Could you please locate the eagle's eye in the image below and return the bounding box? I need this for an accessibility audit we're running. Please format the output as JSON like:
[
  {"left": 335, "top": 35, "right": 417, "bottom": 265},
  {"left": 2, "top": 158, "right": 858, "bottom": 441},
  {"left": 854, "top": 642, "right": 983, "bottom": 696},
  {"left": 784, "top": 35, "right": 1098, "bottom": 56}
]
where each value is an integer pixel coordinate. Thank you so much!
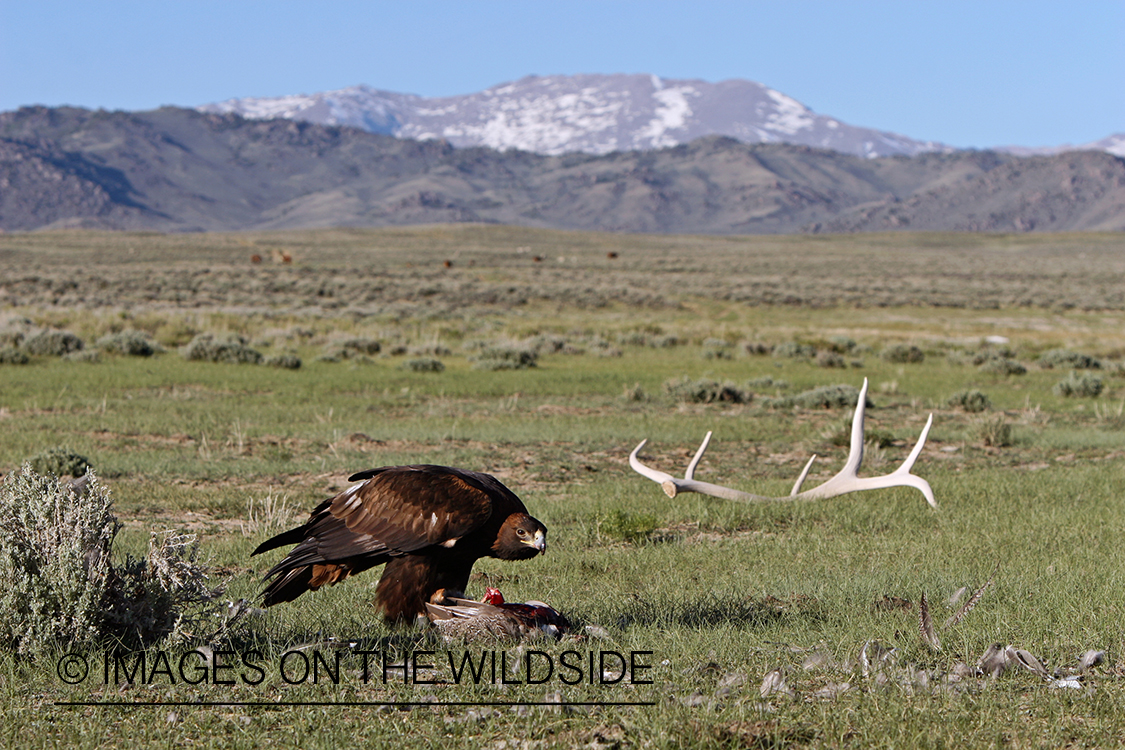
[{"left": 516, "top": 528, "right": 527, "bottom": 537}]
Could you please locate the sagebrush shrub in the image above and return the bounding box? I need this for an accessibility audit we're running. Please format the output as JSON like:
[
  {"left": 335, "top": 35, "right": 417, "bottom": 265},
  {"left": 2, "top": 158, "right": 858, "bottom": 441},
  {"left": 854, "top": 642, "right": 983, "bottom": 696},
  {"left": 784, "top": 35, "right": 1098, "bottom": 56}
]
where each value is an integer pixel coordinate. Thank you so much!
[
  {"left": 970, "top": 346, "right": 1014, "bottom": 366},
  {"left": 663, "top": 376, "right": 751, "bottom": 404},
  {"left": 621, "top": 383, "right": 648, "bottom": 402},
  {"left": 21, "top": 330, "right": 85, "bottom": 356},
  {"left": 0, "top": 330, "right": 25, "bottom": 347},
  {"left": 948, "top": 389, "right": 991, "bottom": 412},
  {"left": 264, "top": 353, "right": 302, "bottom": 369},
  {"left": 321, "top": 337, "right": 384, "bottom": 360},
  {"left": 408, "top": 343, "right": 452, "bottom": 357},
  {"left": 1038, "top": 349, "right": 1100, "bottom": 370},
  {"left": 590, "top": 344, "right": 623, "bottom": 358},
  {"left": 979, "top": 358, "right": 1027, "bottom": 375},
  {"left": 651, "top": 334, "right": 682, "bottom": 348},
  {"left": 96, "top": 329, "right": 162, "bottom": 357},
  {"left": 826, "top": 336, "right": 858, "bottom": 353},
  {"left": 338, "top": 337, "right": 382, "bottom": 356},
  {"left": 0, "top": 347, "right": 30, "bottom": 365},
  {"left": 702, "top": 346, "right": 732, "bottom": 360},
  {"left": 976, "top": 415, "right": 1013, "bottom": 447},
  {"left": 747, "top": 376, "right": 788, "bottom": 390},
  {"left": 182, "top": 333, "right": 263, "bottom": 364},
  {"left": 824, "top": 419, "right": 895, "bottom": 448},
  {"left": 789, "top": 384, "right": 870, "bottom": 409},
  {"left": 772, "top": 341, "right": 816, "bottom": 359},
  {"left": 0, "top": 467, "right": 117, "bottom": 654},
  {"left": 816, "top": 351, "right": 847, "bottom": 368},
  {"left": 102, "top": 530, "right": 216, "bottom": 648},
  {"left": 28, "top": 448, "right": 91, "bottom": 478},
  {"left": 525, "top": 334, "right": 570, "bottom": 354},
  {"left": 882, "top": 344, "right": 925, "bottom": 363},
  {"left": 743, "top": 341, "right": 771, "bottom": 356},
  {"left": 403, "top": 357, "right": 445, "bottom": 372},
  {"left": 1054, "top": 372, "right": 1104, "bottom": 398},
  {"left": 0, "top": 466, "right": 217, "bottom": 654},
  {"left": 471, "top": 344, "right": 538, "bottom": 371},
  {"left": 614, "top": 331, "right": 649, "bottom": 347},
  {"left": 64, "top": 350, "right": 100, "bottom": 363}
]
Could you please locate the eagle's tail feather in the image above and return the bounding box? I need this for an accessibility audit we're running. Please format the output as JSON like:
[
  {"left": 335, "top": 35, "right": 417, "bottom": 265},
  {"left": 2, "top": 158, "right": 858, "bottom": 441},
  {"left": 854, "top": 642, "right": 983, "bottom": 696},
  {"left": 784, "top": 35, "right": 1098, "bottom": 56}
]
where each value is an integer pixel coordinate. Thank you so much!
[
  {"left": 260, "top": 561, "right": 362, "bottom": 607},
  {"left": 251, "top": 525, "right": 310, "bottom": 556},
  {"left": 261, "top": 566, "right": 315, "bottom": 606}
]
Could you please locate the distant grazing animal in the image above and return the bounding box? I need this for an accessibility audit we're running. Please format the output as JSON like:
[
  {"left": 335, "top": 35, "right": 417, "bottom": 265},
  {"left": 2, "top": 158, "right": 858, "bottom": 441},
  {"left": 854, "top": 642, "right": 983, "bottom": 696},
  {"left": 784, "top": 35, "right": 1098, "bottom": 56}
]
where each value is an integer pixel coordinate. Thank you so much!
[
  {"left": 426, "top": 587, "right": 570, "bottom": 641},
  {"left": 252, "top": 465, "right": 547, "bottom": 623},
  {"left": 250, "top": 254, "right": 263, "bottom": 264}
]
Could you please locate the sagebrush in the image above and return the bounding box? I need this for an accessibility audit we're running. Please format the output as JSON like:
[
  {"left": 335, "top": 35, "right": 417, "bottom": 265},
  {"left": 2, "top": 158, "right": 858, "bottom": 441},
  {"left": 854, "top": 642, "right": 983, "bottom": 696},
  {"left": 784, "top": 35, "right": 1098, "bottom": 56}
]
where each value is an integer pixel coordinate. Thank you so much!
[
  {"left": 0, "top": 466, "right": 218, "bottom": 653},
  {"left": 0, "top": 467, "right": 116, "bottom": 654}
]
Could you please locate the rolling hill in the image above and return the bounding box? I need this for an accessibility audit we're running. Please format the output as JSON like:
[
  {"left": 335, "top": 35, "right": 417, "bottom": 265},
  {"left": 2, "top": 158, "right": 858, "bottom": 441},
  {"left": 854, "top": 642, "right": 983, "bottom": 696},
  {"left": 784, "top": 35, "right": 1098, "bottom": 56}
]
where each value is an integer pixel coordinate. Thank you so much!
[{"left": 2, "top": 105, "right": 1123, "bottom": 234}]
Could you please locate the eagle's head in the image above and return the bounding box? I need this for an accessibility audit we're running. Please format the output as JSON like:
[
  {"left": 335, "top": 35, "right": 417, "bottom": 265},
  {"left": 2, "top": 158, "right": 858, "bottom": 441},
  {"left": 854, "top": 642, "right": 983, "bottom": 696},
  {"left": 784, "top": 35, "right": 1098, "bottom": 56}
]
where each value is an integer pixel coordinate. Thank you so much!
[{"left": 494, "top": 513, "right": 547, "bottom": 560}]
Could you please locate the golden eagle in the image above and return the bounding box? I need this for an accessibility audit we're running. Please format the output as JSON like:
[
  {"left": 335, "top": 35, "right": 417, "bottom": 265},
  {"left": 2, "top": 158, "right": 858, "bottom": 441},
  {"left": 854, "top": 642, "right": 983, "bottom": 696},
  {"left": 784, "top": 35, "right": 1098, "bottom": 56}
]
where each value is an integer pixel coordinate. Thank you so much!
[{"left": 252, "top": 465, "right": 547, "bottom": 622}]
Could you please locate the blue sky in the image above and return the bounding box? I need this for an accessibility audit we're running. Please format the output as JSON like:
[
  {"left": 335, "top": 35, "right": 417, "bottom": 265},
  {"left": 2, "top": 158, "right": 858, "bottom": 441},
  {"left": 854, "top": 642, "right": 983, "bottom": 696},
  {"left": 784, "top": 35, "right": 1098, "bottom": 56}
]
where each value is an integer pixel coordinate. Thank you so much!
[{"left": 2, "top": 1, "right": 1121, "bottom": 149}]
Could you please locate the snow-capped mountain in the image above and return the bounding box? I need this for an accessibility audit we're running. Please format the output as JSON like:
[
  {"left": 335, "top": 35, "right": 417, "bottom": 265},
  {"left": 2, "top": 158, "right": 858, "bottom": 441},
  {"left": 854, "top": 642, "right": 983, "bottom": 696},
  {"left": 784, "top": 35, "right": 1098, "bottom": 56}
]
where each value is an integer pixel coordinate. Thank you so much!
[
  {"left": 1087, "top": 133, "right": 1125, "bottom": 157},
  {"left": 996, "top": 133, "right": 1125, "bottom": 158},
  {"left": 6, "top": 105, "right": 1124, "bottom": 234},
  {"left": 199, "top": 74, "right": 954, "bottom": 159}
]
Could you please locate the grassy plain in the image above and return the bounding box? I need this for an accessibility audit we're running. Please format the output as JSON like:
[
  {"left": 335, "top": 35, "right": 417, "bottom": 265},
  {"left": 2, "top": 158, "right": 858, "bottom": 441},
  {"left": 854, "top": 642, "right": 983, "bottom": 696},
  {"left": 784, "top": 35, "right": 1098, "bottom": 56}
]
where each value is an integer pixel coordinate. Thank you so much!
[{"left": 2, "top": 226, "right": 1125, "bottom": 748}]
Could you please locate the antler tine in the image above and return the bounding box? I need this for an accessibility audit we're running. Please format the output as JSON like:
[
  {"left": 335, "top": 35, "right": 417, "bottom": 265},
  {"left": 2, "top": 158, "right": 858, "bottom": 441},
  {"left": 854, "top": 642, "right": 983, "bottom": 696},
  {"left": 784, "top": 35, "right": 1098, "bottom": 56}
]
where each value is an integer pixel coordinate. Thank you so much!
[
  {"left": 629, "top": 378, "right": 937, "bottom": 508},
  {"left": 684, "top": 431, "right": 712, "bottom": 480},
  {"left": 629, "top": 437, "right": 769, "bottom": 500},
  {"left": 628, "top": 439, "right": 676, "bottom": 494},
  {"left": 843, "top": 377, "right": 870, "bottom": 476},
  {"left": 797, "top": 379, "right": 935, "bottom": 506},
  {"left": 789, "top": 377, "right": 869, "bottom": 496},
  {"left": 790, "top": 455, "right": 817, "bottom": 496}
]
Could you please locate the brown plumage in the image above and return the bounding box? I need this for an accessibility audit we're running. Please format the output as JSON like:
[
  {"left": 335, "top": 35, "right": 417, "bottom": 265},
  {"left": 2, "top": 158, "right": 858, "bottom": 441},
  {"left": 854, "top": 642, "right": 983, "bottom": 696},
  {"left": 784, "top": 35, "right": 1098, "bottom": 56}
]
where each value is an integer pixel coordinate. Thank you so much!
[{"left": 251, "top": 465, "right": 547, "bottom": 623}]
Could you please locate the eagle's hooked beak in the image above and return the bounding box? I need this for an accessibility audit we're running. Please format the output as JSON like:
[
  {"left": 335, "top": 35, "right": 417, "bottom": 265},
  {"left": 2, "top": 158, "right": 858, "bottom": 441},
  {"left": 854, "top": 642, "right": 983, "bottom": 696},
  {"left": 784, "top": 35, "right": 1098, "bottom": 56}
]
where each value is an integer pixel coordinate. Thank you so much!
[{"left": 529, "top": 529, "right": 546, "bottom": 554}]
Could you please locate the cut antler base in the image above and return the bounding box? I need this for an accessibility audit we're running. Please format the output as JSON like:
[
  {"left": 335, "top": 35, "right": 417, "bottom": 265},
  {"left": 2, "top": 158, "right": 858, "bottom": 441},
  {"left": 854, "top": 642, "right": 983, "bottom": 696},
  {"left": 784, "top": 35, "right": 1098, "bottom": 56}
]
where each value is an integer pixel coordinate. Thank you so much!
[{"left": 629, "top": 378, "right": 936, "bottom": 508}]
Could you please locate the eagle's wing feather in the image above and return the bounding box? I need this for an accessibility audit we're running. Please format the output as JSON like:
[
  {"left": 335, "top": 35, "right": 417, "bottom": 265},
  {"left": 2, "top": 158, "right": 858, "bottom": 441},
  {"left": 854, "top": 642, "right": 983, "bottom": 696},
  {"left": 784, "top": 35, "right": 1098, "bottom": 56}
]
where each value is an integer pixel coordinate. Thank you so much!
[
  {"left": 257, "top": 466, "right": 497, "bottom": 577},
  {"left": 330, "top": 466, "right": 496, "bottom": 553}
]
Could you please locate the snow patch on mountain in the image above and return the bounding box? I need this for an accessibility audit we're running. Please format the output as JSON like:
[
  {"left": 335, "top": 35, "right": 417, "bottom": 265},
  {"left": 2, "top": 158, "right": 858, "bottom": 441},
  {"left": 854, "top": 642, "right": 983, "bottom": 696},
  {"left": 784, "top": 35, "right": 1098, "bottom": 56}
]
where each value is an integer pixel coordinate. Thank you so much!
[
  {"left": 764, "top": 89, "right": 815, "bottom": 135},
  {"left": 203, "top": 85, "right": 411, "bottom": 134},
  {"left": 1080, "top": 133, "right": 1125, "bottom": 158},
  {"left": 638, "top": 81, "right": 695, "bottom": 148},
  {"left": 196, "top": 74, "right": 1116, "bottom": 160}
]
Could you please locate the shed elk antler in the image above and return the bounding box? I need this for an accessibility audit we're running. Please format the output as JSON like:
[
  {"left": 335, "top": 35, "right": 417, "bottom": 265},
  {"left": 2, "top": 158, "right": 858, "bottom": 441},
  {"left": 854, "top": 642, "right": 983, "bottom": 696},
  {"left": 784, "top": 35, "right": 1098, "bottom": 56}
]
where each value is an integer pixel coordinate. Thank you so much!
[{"left": 629, "top": 379, "right": 936, "bottom": 508}]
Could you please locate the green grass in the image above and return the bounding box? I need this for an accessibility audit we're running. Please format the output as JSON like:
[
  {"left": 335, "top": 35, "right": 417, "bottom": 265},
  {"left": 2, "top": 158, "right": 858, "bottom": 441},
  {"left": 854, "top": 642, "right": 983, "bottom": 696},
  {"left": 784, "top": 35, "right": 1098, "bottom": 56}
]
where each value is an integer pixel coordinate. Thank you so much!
[{"left": 2, "top": 227, "right": 1125, "bottom": 747}]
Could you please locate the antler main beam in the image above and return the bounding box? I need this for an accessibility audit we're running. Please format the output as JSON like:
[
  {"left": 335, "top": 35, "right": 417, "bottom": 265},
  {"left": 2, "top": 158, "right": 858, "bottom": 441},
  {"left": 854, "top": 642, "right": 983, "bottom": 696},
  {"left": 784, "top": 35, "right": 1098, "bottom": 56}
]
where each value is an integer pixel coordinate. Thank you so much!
[{"left": 629, "top": 378, "right": 936, "bottom": 508}]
